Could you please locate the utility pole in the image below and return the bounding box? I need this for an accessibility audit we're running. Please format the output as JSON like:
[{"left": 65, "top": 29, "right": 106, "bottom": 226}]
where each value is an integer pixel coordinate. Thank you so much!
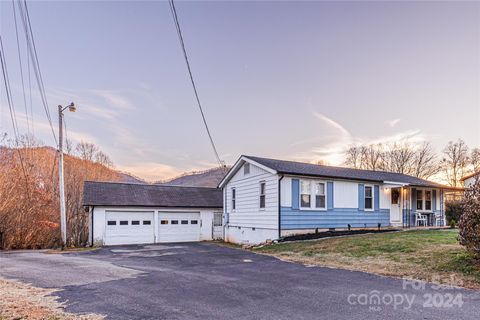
[{"left": 58, "top": 102, "right": 76, "bottom": 247}]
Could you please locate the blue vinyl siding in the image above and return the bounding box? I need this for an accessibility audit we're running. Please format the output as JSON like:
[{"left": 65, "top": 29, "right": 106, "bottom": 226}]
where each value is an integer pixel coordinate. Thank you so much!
[
  {"left": 327, "top": 181, "right": 334, "bottom": 210},
  {"left": 432, "top": 190, "right": 437, "bottom": 212},
  {"left": 281, "top": 207, "right": 390, "bottom": 229},
  {"left": 292, "top": 179, "right": 300, "bottom": 210},
  {"left": 358, "top": 184, "right": 365, "bottom": 211}
]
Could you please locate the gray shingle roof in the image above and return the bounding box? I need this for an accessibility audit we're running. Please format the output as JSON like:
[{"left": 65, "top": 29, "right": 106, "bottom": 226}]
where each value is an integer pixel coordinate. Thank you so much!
[
  {"left": 83, "top": 181, "right": 223, "bottom": 208},
  {"left": 245, "top": 155, "right": 446, "bottom": 188}
]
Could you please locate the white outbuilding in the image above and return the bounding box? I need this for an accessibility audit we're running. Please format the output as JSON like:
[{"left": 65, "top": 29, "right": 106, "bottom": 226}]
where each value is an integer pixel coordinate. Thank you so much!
[{"left": 83, "top": 181, "right": 223, "bottom": 246}]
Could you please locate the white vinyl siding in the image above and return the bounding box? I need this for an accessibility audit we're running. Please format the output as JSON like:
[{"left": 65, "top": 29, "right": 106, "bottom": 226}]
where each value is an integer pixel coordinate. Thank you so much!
[
  {"left": 225, "top": 163, "right": 278, "bottom": 229},
  {"left": 333, "top": 181, "right": 358, "bottom": 208},
  {"left": 280, "top": 177, "right": 292, "bottom": 207},
  {"left": 380, "top": 186, "right": 391, "bottom": 209}
]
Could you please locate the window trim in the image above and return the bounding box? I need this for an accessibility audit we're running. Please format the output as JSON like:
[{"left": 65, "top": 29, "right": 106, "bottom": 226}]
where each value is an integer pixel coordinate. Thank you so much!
[
  {"left": 299, "top": 180, "right": 312, "bottom": 209},
  {"left": 425, "top": 190, "right": 432, "bottom": 211},
  {"left": 314, "top": 181, "right": 327, "bottom": 210},
  {"left": 364, "top": 185, "right": 374, "bottom": 212},
  {"left": 299, "top": 179, "right": 328, "bottom": 211},
  {"left": 231, "top": 188, "right": 236, "bottom": 211},
  {"left": 259, "top": 181, "right": 266, "bottom": 210},
  {"left": 416, "top": 188, "right": 433, "bottom": 213}
]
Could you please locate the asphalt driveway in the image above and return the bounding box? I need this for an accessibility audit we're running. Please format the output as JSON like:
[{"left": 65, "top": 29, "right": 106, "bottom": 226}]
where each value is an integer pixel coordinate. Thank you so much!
[{"left": 1, "top": 242, "right": 479, "bottom": 319}]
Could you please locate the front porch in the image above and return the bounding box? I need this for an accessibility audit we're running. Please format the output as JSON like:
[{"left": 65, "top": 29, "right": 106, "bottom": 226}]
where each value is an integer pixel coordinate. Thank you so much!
[{"left": 384, "top": 185, "right": 447, "bottom": 228}]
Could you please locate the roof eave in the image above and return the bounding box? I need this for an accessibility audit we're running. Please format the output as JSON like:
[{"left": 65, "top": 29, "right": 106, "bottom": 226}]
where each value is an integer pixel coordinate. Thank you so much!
[{"left": 218, "top": 155, "right": 277, "bottom": 188}]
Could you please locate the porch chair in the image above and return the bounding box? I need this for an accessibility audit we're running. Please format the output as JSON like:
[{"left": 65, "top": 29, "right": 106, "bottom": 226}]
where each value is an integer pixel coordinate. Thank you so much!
[
  {"left": 434, "top": 212, "right": 445, "bottom": 227},
  {"left": 415, "top": 212, "right": 428, "bottom": 227}
]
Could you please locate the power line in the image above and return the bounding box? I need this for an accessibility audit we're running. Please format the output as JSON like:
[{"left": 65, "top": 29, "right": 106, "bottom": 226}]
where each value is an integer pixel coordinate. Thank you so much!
[
  {"left": 0, "top": 36, "right": 21, "bottom": 139},
  {"left": 168, "top": 0, "right": 224, "bottom": 167},
  {"left": 0, "top": 35, "right": 30, "bottom": 189},
  {"left": 18, "top": 0, "right": 57, "bottom": 146},
  {"left": 12, "top": 0, "right": 31, "bottom": 136}
]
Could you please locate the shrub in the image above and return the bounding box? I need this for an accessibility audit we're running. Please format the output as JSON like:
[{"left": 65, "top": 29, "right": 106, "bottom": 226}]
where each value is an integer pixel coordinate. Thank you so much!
[
  {"left": 445, "top": 201, "right": 463, "bottom": 225},
  {"left": 458, "top": 177, "right": 480, "bottom": 257}
]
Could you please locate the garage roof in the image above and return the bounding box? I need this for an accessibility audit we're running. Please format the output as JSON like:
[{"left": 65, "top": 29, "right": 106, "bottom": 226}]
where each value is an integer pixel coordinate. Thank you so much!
[{"left": 83, "top": 181, "right": 223, "bottom": 208}]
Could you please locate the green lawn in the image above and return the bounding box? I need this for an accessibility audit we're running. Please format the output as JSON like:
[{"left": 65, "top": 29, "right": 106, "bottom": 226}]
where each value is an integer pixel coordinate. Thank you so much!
[{"left": 255, "top": 229, "right": 480, "bottom": 289}]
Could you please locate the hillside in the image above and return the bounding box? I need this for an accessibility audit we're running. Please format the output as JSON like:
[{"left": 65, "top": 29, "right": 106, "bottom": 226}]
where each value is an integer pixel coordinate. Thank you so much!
[
  {"left": 158, "top": 166, "right": 229, "bottom": 187},
  {"left": 0, "top": 146, "right": 145, "bottom": 184}
]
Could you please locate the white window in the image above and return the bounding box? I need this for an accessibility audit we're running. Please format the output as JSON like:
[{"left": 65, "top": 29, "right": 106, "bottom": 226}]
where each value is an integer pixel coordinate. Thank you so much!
[
  {"left": 364, "top": 185, "right": 373, "bottom": 211},
  {"left": 259, "top": 181, "right": 266, "bottom": 209},
  {"left": 416, "top": 190, "right": 423, "bottom": 210},
  {"left": 232, "top": 188, "right": 236, "bottom": 210},
  {"left": 315, "top": 182, "right": 326, "bottom": 209},
  {"left": 425, "top": 190, "right": 432, "bottom": 211},
  {"left": 300, "top": 180, "right": 311, "bottom": 208},
  {"left": 244, "top": 163, "right": 250, "bottom": 175},
  {"left": 416, "top": 189, "right": 432, "bottom": 211}
]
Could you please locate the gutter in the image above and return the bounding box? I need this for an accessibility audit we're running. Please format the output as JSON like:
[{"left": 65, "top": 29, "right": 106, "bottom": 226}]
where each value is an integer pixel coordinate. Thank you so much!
[{"left": 278, "top": 175, "right": 284, "bottom": 239}]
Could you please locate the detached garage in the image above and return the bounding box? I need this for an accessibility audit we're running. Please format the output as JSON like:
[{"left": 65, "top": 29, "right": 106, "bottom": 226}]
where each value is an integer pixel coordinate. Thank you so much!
[{"left": 83, "top": 181, "right": 223, "bottom": 246}]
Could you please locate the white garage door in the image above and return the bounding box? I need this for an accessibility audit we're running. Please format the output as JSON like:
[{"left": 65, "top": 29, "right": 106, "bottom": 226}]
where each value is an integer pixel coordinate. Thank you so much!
[
  {"left": 158, "top": 212, "right": 200, "bottom": 243},
  {"left": 105, "top": 211, "right": 155, "bottom": 245}
]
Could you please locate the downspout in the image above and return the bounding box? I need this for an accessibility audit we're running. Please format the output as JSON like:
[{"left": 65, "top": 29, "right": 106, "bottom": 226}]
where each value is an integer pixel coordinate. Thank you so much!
[
  {"left": 278, "top": 175, "right": 284, "bottom": 240},
  {"left": 90, "top": 206, "right": 94, "bottom": 247}
]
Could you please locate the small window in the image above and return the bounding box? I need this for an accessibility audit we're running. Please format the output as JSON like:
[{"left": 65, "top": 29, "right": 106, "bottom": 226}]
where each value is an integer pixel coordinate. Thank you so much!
[
  {"left": 416, "top": 190, "right": 423, "bottom": 210},
  {"left": 143, "top": 220, "right": 151, "bottom": 225},
  {"left": 119, "top": 221, "right": 128, "bottom": 225},
  {"left": 300, "top": 180, "right": 311, "bottom": 208},
  {"left": 171, "top": 220, "right": 179, "bottom": 225},
  {"left": 191, "top": 220, "right": 198, "bottom": 224},
  {"left": 315, "top": 182, "right": 326, "bottom": 209},
  {"left": 391, "top": 189, "right": 400, "bottom": 205},
  {"left": 244, "top": 163, "right": 250, "bottom": 175},
  {"left": 107, "top": 220, "right": 116, "bottom": 226},
  {"left": 425, "top": 190, "right": 432, "bottom": 211},
  {"left": 160, "top": 220, "right": 168, "bottom": 225},
  {"left": 232, "top": 188, "right": 236, "bottom": 210},
  {"left": 259, "top": 182, "right": 266, "bottom": 209},
  {"left": 181, "top": 220, "right": 188, "bottom": 225},
  {"left": 364, "top": 186, "right": 373, "bottom": 210},
  {"left": 213, "top": 213, "right": 222, "bottom": 227},
  {"left": 131, "top": 220, "right": 140, "bottom": 225}
]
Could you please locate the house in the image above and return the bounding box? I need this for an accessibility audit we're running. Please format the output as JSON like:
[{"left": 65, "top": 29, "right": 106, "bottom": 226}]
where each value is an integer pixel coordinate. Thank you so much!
[
  {"left": 219, "top": 155, "right": 455, "bottom": 245},
  {"left": 83, "top": 181, "right": 223, "bottom": 246},
  {"left": 461, "top": 172, "right": 479, "bottom": 188}
]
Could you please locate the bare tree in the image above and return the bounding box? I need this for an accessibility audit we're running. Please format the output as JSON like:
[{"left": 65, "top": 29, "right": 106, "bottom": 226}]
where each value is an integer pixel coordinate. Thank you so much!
[
  {"left": 75, "top": 141, "right": 99, "bottom": 161},
  {"left": 344, "top": 145, "right": 363, "bottom": 169},
  {"left": 442, "top": 139, "right": 470, "bottom": 187},
  {"left": 344, "top": 140, "right": 439, "bottom": 179},
  {"left": 95, "top": 151, "right": 113, "bottom": 167},
  {"left": 382, "top": 142, "right": 415, "bottom": 174},
  {"left": 65, "top": 139, "right": 74, "bottom": 155},
  {"left": 412, "top": 142, "right": 439, "bottom": 179},
  {"left": 0, "top": 137, "right": 121, "bottom": 249},
  {"left": 471, "top": 148, "right": 480, "bottom": 172}
]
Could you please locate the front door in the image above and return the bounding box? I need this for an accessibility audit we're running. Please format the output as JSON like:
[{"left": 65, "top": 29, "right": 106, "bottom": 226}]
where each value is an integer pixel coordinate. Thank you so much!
[
  {"left": 390, "top": 188, "right": 402, "bottom": 223},
  {"left": 212, "top": 212, "right": 223, "bottom": 240}
]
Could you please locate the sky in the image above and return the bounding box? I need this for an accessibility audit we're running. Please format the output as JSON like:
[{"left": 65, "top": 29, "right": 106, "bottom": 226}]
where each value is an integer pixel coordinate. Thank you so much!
[{"left": 1, "top": 0, "right": 479, "bottom": 182}]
